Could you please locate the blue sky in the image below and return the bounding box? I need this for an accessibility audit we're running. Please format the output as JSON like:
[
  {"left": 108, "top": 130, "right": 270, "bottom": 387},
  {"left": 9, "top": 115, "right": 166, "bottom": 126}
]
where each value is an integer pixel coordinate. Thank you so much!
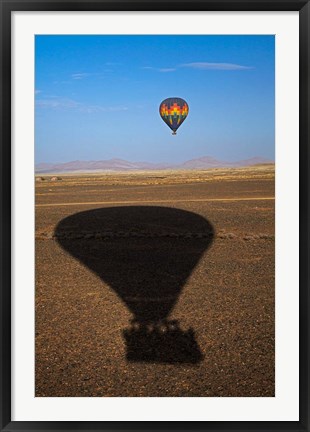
[{"left": 35, "top": 35, "right": 275, "bottom": 164}]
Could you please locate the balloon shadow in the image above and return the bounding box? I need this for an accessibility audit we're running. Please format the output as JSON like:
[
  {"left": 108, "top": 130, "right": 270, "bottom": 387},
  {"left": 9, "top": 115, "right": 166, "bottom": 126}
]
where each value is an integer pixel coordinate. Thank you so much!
[{"left": 55, "top": 206, "right": 214, "bottom": 364}]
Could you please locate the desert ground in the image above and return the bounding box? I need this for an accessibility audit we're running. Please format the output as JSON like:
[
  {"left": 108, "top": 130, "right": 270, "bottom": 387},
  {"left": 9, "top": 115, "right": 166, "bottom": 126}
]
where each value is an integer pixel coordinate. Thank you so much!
[{"left": 35, "top": 165, "right": 275, "bottom": 397}]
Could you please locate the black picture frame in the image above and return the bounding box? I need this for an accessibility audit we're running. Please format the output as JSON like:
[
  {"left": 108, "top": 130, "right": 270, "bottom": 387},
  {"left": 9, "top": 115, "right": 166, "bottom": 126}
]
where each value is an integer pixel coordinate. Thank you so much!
[{"left": 1, "top": 0, "right": 309, "bottom": 431}]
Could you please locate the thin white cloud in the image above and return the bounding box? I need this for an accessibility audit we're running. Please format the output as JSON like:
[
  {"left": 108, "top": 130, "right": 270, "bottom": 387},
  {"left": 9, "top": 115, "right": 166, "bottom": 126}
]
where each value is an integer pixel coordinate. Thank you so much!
[
  {"left": 71, "top": 73, "right": 93, "bottom": 80},
  {"left": 142, "top": 66, "right": 176, "bottom": 73},
  {"left": 36, "top": 97, "right": 128, "bottom": 113},
  {"left": 180, "top": 62, "right": 253, "bottom": 70},
  {"left": 53, "top": 80, "right": 72, "bottom": 85},
  {"left": 158, "top": 68, "right": 176, "bottom": 72},
  {"left": 35, "top": 89, "right": 41, "bottom": 95},
  {"left": 36, "top": 98, "right": 80, "bottom": 109},
  {"left": 142, "top": 62, "right": 252, "bottom": 72},
  {"left": 71, "top": 72, "right": 108, "bottom": 80},
  {"left": 72, "top": 74, "right": 85, "bottom": 80}
]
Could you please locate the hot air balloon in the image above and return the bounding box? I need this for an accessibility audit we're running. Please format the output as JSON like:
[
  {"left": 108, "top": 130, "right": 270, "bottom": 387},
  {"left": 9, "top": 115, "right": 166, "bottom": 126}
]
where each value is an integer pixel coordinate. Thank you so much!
[{"left": 159, "top": 97, "right": 189, "bottom": 135}]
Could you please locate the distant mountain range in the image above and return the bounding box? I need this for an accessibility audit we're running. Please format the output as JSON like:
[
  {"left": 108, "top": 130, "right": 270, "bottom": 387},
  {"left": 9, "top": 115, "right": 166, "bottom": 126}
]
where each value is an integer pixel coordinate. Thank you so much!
[{"left": 35, "top": 156, "right": 274, "bottom": 174}]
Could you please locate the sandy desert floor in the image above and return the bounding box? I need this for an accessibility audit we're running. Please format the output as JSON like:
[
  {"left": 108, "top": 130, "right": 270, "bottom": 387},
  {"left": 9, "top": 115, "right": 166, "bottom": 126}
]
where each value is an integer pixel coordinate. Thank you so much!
[{"left": 35, "top": 165, "right": 275, "bottom": 397}]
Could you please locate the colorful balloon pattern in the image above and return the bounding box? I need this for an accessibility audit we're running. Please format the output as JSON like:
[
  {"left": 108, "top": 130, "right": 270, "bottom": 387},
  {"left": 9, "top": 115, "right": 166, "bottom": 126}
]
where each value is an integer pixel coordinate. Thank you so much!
[{"left": 159, "top": 97, "right": 189, "bottom": 134}]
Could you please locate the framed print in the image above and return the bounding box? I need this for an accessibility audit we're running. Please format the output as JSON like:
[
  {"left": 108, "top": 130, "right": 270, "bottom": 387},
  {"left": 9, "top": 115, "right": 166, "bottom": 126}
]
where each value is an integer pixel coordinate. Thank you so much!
[{"left": 1, "top": 0, "right": 309, "bottom": 431}]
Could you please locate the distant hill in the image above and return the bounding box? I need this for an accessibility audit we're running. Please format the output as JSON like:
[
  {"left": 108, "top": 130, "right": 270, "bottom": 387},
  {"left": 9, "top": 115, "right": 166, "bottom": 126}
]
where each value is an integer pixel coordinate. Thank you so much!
[{"left": 35, "top": 156, "right": 274, "bottom": 174}]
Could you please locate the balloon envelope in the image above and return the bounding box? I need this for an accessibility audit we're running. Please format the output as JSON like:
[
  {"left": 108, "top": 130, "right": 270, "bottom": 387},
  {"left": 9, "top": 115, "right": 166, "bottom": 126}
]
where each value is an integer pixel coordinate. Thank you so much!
[{"left": 159, "top": 97, "right": 189, "bottom": 134}]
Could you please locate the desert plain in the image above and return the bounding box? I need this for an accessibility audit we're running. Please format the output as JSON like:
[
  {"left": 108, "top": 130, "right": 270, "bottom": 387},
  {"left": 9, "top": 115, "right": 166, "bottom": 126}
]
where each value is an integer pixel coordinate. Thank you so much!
[{"left": 35, "top": 165, "right": 275, "bottom": 397}]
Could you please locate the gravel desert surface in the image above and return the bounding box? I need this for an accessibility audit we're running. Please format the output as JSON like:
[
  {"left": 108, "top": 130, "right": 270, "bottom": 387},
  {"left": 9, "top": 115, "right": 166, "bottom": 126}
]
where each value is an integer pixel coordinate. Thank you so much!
[{"left": 35, "top": 165, "right": 275, "bottom": 397}]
